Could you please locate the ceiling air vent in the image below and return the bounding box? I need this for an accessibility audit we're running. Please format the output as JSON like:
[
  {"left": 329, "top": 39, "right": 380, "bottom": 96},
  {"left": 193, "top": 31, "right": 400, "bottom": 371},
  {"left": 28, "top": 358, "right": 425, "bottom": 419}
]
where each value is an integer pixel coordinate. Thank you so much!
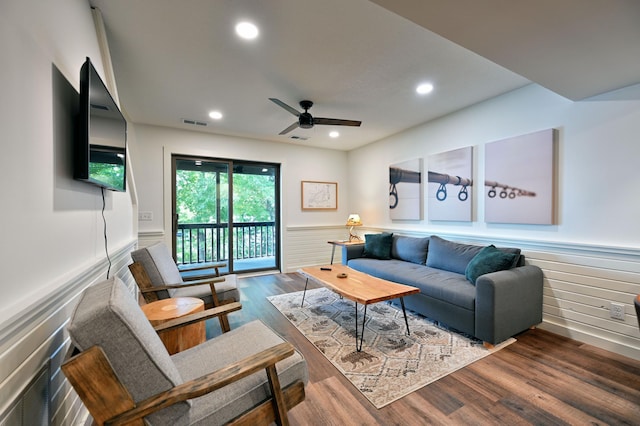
[
  {"left": 290, "top": 135, "right": 308, "bottom": 141},
  {"left": 182, "top": 119, "right": 208, "bottom": 127}
]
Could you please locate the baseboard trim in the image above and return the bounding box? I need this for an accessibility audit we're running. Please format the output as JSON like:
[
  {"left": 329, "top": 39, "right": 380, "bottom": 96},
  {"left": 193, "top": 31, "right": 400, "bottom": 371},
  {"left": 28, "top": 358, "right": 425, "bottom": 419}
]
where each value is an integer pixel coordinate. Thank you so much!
[{"left": 538, "top": 320, "right": 639, "bottom": 361}]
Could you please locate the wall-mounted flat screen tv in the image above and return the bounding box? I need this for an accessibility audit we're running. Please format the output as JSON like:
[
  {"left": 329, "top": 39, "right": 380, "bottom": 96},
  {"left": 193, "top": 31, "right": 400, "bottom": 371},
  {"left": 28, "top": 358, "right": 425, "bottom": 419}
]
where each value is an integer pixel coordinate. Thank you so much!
[{"left": 75, "top": 57, "right": 127, "bottom": 192}]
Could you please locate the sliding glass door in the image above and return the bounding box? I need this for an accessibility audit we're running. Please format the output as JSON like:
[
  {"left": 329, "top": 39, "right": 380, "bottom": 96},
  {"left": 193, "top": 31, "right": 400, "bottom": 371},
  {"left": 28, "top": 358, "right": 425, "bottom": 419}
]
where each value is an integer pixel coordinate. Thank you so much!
[{"left": 172, "top": 156, "right": 280, "bottom": 273}]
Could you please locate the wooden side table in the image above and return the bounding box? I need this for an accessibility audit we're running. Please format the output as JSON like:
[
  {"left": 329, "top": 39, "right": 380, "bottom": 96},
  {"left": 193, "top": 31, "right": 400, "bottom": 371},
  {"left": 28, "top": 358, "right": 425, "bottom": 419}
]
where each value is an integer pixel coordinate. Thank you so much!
[
  {"left": 328, "top": 240, "right": 364, "bottom": 264},
  {"left": 141, "top": 297, "right": 205, "bottom": 354}
]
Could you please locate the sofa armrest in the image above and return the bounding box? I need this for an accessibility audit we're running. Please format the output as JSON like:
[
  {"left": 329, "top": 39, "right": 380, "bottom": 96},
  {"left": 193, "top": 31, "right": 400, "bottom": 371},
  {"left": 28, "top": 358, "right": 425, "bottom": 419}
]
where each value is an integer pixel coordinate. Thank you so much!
[
  {"left": 341, "top": 244, "right": 365, "bottom": 264},
  {"left": 474, "top": 265, "right": 543, "bottom": 344}
]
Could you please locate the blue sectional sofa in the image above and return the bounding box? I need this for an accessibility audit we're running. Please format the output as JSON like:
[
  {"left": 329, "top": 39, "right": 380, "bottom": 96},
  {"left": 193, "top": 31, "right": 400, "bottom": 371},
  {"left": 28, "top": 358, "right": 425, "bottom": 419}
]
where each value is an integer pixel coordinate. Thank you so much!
[{"left": 342, "top": 234, "right": 543, "bottom": 345}]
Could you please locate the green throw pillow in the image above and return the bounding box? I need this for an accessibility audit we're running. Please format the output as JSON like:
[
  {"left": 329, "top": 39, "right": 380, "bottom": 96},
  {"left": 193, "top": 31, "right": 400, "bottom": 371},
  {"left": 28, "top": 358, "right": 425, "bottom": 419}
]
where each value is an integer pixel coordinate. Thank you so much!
[
  {"left": 363, "top": 232, "right": 393, "bottom": 260},
  {"left": 465, "top": 244, "right": 518, "bottom": 284}
]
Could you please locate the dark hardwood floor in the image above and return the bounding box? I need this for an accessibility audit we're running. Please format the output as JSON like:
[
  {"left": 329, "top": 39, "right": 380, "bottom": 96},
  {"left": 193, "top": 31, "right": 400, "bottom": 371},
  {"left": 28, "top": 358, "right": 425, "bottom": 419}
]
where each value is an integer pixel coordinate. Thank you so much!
[{"left": 210, "top": 273, "right": 640, "bottom": 425}]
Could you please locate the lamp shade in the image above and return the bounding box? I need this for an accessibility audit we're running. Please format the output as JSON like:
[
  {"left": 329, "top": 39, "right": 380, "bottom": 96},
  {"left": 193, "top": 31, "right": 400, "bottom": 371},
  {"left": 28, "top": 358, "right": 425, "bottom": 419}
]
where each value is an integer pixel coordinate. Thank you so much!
[{"left": 346, "top": 214, "right": 362, "bottom": 226}]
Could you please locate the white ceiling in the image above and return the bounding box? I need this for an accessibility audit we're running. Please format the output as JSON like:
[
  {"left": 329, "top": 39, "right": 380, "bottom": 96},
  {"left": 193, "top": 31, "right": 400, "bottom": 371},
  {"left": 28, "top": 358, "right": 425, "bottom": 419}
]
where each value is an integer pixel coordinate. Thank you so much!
[{"left": 89, "top": 0, "right": 640, "bottom": 151}]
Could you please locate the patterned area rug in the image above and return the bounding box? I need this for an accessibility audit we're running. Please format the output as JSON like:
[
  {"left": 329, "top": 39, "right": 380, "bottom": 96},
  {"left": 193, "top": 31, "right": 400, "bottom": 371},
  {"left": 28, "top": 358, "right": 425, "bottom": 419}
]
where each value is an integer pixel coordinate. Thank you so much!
[{"left": 268, "top": 287, "right": 515, "bottom": 408}]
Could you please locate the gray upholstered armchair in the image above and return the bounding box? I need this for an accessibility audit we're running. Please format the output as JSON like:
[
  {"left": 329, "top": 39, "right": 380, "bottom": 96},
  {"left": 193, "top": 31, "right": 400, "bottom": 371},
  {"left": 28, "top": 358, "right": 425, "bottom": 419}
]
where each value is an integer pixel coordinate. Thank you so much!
[
  {"left": 63, "top": 277, "right": 307, "bottom": 425},
  {"left": 130, "top": 242, "right": 239, "bottom": 332}
]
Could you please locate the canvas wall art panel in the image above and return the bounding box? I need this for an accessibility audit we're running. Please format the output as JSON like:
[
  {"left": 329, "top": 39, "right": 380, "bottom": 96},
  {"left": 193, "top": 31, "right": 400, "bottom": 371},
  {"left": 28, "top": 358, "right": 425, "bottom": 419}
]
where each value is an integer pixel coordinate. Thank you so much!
[
  {"left": 484, "top": 129, "right": 556, "bottom": 224},
  {"left": 428, "top": 146, "right": 473, "bottom": 221},
  {"left": 389, "top": 158, "right": 422, "bottom": 220}
]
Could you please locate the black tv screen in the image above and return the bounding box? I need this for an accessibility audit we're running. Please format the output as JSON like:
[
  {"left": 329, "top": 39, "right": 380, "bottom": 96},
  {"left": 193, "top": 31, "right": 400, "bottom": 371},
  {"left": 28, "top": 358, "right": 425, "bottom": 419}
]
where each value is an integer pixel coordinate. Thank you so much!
[{"left": 75, "top": 57, "right": 127, "bottom": 192}]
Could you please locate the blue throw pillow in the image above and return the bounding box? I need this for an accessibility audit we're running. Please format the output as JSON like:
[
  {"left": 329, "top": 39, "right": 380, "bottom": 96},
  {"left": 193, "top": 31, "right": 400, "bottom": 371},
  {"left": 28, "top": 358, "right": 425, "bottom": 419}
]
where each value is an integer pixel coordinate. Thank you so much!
[
  {"left": 465, "top": 245, "right": 518, "bottom": 284},
  {"left": 363, "top": 233, "right": 393, "bottom": 260}
]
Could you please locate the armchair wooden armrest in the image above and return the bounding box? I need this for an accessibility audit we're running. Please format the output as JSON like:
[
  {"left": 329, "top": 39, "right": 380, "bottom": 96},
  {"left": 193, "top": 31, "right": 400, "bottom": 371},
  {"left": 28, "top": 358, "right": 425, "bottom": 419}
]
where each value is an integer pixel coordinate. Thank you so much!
[
  {"left": 138, "top": 275, "right": 225, "bottom": 293},
  {"left": 179, "top": 262, "right": 227, "bottom": 281},
  {"left": 63, "top": 343, "right": 304, "bottom": 426},
  {"left": 107, "top": 342, "right": 299, "bottom": 425},
  {"left": 129, "top": 261, "right": 238, "bottom": 332},
  {"left": 153, "top": 302, "right": 242, "bottom": 334}
]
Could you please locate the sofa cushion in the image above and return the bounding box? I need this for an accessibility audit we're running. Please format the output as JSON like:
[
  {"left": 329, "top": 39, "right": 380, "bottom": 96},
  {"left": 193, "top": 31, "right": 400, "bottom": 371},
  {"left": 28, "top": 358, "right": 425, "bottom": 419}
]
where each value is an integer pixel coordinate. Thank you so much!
[
  {"left": 391, "top": 235, "right": 429, "bottom": 265},
  {"left": 348, "top": 258, "right": 476, "bottom": 310},
  {"left": 465, "top": 245, "right": 519, "bottom": 284},
  {"left": 363, "top": 232, "right": 393, "bottom": 260},
  {"left": 426, "top": 236, "right": 483, "bottom": 274}
]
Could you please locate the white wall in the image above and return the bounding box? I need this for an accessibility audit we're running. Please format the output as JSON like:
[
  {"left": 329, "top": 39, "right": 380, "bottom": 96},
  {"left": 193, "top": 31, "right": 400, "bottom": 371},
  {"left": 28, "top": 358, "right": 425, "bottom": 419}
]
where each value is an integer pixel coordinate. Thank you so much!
[
  {"left": 132, "top": 123, "right": 351, "bottom": 268},
  {"left": 348, "top": 83, "right": 640, "bottom": 359},
  {"left": 0, "top": 0, "right": 136, "bottom": 423},
  {"left": 349, "top": 84, "right": 640, "bottom": 246}
]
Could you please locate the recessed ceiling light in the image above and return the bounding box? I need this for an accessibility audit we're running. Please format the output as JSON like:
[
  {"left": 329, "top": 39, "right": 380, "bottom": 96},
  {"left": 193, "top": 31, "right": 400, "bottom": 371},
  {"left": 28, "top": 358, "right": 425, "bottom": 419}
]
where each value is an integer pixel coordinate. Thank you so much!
[
  {"left": 235, "top": 22, "right": 259, "bottom": 40},
  {"left": 416, "top": 83, "right": 434, "bottom": 95},
  {"left": 209, "top": 110, "right": 223, "bottom": 120},
  {"left": 329, "top": 131, "right": 340, "bottom": 138}
]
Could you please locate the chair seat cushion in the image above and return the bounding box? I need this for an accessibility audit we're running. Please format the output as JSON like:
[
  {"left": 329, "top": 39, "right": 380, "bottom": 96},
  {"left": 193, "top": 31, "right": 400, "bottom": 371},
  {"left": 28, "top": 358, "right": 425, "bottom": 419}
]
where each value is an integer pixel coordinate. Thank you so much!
[
  {"left": 169, "top": 274, "right": 240, "bottom": 304},
  {"left": 172, "top": 320, "right": 308, "bottom": 425}
]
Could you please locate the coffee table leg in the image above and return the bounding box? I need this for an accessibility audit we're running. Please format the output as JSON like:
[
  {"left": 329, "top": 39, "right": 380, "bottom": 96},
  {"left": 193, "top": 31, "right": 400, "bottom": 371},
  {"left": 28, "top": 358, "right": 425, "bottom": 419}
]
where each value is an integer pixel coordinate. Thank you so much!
[
  {"left": 400, "top": 297, "right": 410, "bottom": 335},
  {"left": 355, "top": 303, "right": 367, "bottom": 352},
  {"left": 301, "top": 278, "right": 309, "bottom": 307}
]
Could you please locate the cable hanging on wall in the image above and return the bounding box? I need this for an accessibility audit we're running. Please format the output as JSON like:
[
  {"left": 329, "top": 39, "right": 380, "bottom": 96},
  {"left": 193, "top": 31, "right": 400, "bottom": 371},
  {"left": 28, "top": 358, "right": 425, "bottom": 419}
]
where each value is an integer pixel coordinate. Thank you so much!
[
  {"left": 485, "top": 180, "right": 536, "bottom": 199},
  {"left": 428, "top": 171, "right": 472, "bottom": 202},
  {"left": 389, "top": 167, "right": 421, "bottom": 209},
  {"left": 101, "top": 187, "right": 112, "bottom": 279}
]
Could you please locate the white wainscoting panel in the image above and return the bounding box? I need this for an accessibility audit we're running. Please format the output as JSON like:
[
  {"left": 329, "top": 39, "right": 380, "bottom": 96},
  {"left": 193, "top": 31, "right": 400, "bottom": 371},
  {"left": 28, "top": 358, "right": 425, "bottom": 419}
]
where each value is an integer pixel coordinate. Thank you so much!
[
  {"left": 526, "top": 248, "right": 640, "bottom": 360},
  {"left": 0, "top": 241, "right": 137, "bottom": 426},
  {"left": 137, "top": 230, "right": 165, "bottom": 249},
  {"left": 284, "top": 226, "right": 350, "bottom": 272}
]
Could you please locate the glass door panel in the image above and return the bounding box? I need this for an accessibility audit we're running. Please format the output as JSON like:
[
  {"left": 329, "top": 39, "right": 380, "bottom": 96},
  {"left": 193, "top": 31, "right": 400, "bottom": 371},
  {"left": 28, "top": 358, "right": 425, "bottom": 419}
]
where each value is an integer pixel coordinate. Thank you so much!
[
  {"left": 173, "top": 157, "right": 232, "bottom": 272},
  {"left": 232, "top": 162, "right": 279, "bottom": 272}
]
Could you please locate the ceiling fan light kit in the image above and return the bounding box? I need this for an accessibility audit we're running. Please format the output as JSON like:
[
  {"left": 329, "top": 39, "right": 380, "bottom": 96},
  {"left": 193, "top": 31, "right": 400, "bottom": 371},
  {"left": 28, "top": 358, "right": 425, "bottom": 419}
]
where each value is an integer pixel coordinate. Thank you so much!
[{"left": 269, "top": 98, "right": 362, "bottom": 135}]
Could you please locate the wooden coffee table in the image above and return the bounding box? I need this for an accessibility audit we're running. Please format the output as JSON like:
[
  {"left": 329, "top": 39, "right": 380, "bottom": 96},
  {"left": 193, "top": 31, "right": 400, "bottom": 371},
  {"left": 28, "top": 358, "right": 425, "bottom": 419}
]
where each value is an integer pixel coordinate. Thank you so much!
[{"left": 298, "top": 264, "right": 420, "bottom": 351}]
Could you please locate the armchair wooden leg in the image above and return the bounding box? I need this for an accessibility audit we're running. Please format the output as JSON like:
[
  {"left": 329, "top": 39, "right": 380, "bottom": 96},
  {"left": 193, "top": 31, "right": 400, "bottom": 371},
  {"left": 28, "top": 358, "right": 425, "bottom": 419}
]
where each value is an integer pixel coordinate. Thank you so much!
[
  {"left": 219, "top": 314, "right": 231, "bottom": 333},
  {"left": 266, "top": 365, "right": 289, "bottom": 426},
  {"left": 210, "top": 287, "right": 232, "bottom": 333}
]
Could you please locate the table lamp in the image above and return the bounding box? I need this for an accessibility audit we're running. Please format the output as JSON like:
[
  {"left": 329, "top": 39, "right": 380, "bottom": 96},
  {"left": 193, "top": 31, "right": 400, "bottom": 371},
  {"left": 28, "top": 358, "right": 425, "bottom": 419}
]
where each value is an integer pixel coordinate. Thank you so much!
[{"left": 346, "top": 214, "right": 363, "bottom": 241}]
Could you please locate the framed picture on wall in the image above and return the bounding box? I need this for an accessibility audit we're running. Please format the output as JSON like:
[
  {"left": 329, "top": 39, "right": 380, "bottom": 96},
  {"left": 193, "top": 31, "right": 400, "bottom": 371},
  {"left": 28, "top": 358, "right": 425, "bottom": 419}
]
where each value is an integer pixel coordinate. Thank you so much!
[
  {"left": 301, "top": 181, "right": 338, "bottom": 210},
  {"left": 484, "top": 128, "right": 557, "bottom": 224}
]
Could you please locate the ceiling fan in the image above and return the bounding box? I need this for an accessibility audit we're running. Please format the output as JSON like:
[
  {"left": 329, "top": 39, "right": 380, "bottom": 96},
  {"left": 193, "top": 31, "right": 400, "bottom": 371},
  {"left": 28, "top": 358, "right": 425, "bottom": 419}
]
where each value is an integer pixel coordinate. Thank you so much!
[{"left": 269, "top": 98, "right": 362, "bottom": 135}]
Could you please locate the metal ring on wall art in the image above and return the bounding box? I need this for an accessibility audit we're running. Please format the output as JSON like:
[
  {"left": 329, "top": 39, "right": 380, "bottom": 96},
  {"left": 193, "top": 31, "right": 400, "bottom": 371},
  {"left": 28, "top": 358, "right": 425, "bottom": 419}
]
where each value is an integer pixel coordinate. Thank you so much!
[
  {"left": 458, "top": 185, "right": 469, "bottom": 201},
  {"left": 509, "top": 190, "right": 516, "bottom": 199},
  {"left": 499, "top": 189, "right": 508, "bottom": 198},
  {"left": 389, "top": 184, "right": 398, "bottom": 209},
  {"left": 488, "top": 187, "right": 497, "bottom": 198},
  {"left": 436, "top": 183, "right": 447, "bottom": 201}
]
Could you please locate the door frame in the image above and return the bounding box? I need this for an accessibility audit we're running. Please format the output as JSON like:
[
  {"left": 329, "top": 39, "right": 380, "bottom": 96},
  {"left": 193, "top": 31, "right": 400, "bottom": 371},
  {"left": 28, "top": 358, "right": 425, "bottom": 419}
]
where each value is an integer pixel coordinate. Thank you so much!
[{"left": 171, "top": 154, "right": 281, "bottom": 273}]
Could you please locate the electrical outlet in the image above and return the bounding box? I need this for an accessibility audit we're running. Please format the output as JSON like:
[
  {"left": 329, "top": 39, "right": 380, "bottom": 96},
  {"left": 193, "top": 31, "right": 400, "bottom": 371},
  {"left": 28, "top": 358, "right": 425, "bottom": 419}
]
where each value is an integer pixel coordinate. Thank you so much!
[
  {"left": 138, "top": 211, "right": 153, "bottom": 221},
  {"left": 610, "top": 302, "right": 625, "bottom": 320}
]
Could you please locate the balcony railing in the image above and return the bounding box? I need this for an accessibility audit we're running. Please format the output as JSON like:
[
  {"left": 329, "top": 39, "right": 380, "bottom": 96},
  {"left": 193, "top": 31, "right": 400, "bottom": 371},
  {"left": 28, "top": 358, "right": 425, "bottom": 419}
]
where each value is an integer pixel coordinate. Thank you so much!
[{"left": 176, "top": 221, "right": 276, "bottom": 266}]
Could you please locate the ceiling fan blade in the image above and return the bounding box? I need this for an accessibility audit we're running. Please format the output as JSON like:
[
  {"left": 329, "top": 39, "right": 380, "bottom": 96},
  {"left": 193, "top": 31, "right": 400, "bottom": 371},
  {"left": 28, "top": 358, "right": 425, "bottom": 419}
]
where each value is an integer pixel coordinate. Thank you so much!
[
  {"left": 314, "top": 117, "right": 362, "bottom": 127},
  {"left": 269, "top": 98, "right": 300, "bottom": 117},
  {"left": 279, "top": 121, "right": 300, "bottom": 135}
]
